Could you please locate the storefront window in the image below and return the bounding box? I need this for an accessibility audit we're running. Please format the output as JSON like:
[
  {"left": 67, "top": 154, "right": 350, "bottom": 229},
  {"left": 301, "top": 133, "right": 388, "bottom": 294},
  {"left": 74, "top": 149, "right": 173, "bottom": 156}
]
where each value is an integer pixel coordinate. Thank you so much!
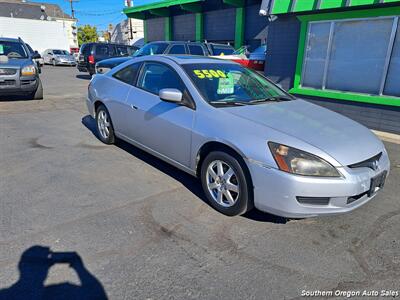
[
  {"left": 301, "top": 16, "right": 400, "bottom": 97},
  {"left": 384, "top": 22, "right": 400, "bottom": 97}
]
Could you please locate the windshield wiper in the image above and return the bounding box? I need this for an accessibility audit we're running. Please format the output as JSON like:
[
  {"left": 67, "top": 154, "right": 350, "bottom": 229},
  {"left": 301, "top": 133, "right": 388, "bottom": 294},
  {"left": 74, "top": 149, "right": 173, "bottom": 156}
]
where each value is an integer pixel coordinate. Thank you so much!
[
  {"left": 249, "top": 96, "right": 292, "bottom": 104},
  {"left": 209, "top": 101, "right": 248, "bottom": 106}
]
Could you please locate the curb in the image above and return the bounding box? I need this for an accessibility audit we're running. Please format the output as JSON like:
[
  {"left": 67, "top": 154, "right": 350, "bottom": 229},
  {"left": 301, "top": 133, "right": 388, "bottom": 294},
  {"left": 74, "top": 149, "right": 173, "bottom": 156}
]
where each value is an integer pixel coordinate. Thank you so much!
[{"left": 372, "top": 130, "right": 400, "bottom": 145}]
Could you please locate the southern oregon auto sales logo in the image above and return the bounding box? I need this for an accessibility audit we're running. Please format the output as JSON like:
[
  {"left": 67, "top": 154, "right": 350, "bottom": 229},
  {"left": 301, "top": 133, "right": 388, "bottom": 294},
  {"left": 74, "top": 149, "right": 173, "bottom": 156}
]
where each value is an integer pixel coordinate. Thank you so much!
[{"left": 301, "top": 290, "right": 399, "bottom": 298}]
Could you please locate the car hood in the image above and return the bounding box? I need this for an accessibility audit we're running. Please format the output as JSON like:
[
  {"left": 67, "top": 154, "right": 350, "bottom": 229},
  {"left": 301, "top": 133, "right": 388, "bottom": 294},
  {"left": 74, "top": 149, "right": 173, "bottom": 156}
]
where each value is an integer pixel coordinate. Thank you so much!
[
  {"left": 223, "top": 100, "right": 383, "bottom": 166},
  {"left": 97, "top": 56, "right": 131, "bottom": 68},
  {"left": 0, "top": 58, "right": 32, "bottom": 68}
]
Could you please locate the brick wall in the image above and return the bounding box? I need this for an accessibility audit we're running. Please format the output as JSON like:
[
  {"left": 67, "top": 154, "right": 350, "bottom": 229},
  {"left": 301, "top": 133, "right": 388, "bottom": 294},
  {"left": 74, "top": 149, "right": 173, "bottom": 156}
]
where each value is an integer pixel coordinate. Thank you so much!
[
  {"left": 146, "top": 17, "right": 165, "bottom": 42},
  {"left": 204, "top": 8, "right": 235, "bottom": 43},
  {"left": 173, "top": 14, "right": 195, "bottom": 41}
]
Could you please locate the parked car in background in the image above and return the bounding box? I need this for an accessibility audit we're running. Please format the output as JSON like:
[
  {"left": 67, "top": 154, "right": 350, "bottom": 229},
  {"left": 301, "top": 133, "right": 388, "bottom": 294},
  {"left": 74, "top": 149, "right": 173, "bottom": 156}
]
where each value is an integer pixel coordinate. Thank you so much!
[
  {"left": 43, "top": 49, "right": 76, "bottom": 66},
  {"left": 88, "top": 55, "right": 390, "bottom": 218},
  {"left": 73, "top": 52, "right": 79, "bottom": 62},
  {"left": 0, "top": 37, "right": 43, "bottom": 99},
  {"left": 77, "top": 43, "right": 138, "bottom": 75},
  {"left": 248, "top": 45, "right": 266, "bottom": 71},
  {"left": 95, "top": 41, "right": 240, "bottom": 74}
]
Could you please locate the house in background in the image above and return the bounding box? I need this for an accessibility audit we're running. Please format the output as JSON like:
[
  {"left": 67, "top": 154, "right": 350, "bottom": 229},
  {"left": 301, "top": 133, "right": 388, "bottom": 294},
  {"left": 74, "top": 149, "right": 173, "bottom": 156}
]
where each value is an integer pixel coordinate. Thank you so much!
[{"left": 0, "top": 0, "right": 78, "bottom": 52}]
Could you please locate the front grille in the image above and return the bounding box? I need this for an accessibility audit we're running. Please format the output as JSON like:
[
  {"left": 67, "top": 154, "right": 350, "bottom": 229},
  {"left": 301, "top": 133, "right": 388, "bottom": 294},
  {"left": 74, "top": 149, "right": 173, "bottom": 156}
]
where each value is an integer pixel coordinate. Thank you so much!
[
  {"left": 0, "top": 68, "right": 17, "bottom": 75},
  {"left": 296, "top": 197, "right": 330, "bottom": 205},
  {"left": 348, "top": 152, "right": 382, "bottom": 170},
  {"left": 21, "top": 79, "right": 35, "bottom": 85},
  {"left": 0, "top": 80, "right": 16, "bottom": 86}
]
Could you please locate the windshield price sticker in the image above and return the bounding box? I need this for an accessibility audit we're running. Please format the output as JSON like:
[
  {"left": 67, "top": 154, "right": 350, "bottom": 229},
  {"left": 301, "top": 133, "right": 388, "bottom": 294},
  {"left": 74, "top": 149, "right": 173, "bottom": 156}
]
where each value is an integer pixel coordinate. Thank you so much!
[
  {"left": 193, "top": 70, "right": 227, "bottom": 79},
  {"left": 0, "top": 45, "right": 4, "bottom": 55},
  {"left": 217, "top": 74, "right": 234, "bottom": 95}
]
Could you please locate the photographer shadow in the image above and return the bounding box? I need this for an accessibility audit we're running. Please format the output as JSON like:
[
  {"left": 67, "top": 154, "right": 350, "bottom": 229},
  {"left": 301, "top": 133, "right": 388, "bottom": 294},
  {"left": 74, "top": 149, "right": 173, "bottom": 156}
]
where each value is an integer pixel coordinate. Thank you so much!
[{"left": 0, "top": 245, "right": 107, "bottom": 300}]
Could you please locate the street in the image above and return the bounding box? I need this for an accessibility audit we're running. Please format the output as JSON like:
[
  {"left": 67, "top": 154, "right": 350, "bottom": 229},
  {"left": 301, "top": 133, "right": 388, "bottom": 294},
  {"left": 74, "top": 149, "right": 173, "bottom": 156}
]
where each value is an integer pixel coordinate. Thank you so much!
[{"left": 0, "top": 66, "right": 399, "bottom": 299}]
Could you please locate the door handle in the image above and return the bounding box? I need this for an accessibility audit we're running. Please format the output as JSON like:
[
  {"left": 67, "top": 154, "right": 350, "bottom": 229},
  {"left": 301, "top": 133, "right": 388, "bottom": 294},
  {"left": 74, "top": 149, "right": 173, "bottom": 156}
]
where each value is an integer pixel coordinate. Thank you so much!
[{"left": 130, "top": 104, "right": 138, "bottom": 110}]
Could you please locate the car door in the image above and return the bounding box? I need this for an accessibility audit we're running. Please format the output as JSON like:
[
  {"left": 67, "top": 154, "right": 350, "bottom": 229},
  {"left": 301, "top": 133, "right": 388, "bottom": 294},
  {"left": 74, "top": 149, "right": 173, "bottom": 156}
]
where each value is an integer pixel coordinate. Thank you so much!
[
  {"left": 124, "top": 61, "right": 195, "bottom": 167},
  {"left": 94, "top": 44, "right": 111, "bottom": 63},
  {"left": 108, "top": 62, "right": 142, "bottom": 137},
  {"left": 188, "top": 44, "right": 206, "bottom": 56},
  {"left": 45, "top": 50, "right": 53, "bottom": 64}
]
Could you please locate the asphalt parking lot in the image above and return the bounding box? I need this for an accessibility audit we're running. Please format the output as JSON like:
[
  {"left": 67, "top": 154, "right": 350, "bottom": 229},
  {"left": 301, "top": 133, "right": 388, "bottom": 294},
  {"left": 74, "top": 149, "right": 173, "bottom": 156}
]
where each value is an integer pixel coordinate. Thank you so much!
[{"left": 0, "top": 66, "right": 399, "bottom": 299}]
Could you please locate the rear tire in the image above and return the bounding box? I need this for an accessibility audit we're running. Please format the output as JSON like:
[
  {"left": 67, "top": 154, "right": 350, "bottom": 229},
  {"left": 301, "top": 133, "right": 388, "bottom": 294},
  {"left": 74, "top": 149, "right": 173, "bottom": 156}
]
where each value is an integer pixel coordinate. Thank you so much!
[
  {"left": 96, "top": 104, "right": 115, "bottom": 145},
  {"left": 32, "top": 78, "right": 43, "bottom": 100},
  {"left": 200, "top": 151, "right": 253, "bottom": 216}
]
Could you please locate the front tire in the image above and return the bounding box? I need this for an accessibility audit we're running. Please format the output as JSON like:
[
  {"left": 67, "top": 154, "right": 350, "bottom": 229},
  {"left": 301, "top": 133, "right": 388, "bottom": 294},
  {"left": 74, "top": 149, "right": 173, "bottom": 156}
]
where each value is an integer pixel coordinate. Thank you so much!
[
  {"left": 200, "top": 151, "right": 253, "bottom": 216},
  {"left": 96, "top": 104, "right": 115, "bottom": 144},
  {"left": 52, "top": 59, "right": 56, "bottom": 66},
  {"left": 32, "top": 78, "right": 43, "bottom": 100}
]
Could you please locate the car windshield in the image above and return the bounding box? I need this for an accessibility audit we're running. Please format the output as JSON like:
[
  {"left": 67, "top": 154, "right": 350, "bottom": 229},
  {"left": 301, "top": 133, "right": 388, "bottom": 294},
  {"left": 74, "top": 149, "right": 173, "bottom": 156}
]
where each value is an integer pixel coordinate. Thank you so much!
[
  {"left": 53, "top": 50, "right": 69, "bottom": 55},
  {"left": 210, "top": 45, "right": 235, "bottom": 56},
  {"left": 0, "top": 41, "right": 28, "bottom": 58},
  {"left": 183, "top": 63, "right": 293, "bottom": 106},
  {"left": 134, "top": 43, "right": 168, "bottom": 57}
]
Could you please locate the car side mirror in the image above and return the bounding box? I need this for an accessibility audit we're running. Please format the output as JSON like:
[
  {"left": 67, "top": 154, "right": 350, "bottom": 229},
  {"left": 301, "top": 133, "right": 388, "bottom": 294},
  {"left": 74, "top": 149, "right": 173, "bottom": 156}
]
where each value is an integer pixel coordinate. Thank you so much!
[
  {"left": 159, "top": 88, "right": 182, "bottom": 103},
  {"left": 32, "top": 51, "right": 41, "bottom": 59}
]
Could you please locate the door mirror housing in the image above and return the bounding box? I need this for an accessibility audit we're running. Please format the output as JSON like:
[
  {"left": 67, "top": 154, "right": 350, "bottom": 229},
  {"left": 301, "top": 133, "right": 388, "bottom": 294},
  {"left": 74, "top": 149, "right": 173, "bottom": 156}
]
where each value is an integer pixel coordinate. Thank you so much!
[{"left": 159, "top": 88, "right": 183, "bottom": 103}]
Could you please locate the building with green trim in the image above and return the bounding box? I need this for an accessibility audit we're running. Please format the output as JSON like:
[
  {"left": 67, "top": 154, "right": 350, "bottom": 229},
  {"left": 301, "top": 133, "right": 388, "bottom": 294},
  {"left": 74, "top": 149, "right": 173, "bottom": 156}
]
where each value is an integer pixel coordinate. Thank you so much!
[
  {"left": 124, "top": 0, "right": 400, "bottom": 134},
  {"left": 124, "top": 0, "right": 267, "bottom": 51}
]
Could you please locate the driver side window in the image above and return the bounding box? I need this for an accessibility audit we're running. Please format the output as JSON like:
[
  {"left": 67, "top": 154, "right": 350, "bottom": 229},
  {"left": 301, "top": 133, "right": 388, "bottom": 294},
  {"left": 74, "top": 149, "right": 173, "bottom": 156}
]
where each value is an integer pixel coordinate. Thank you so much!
[{"left": 137, "top": 62, "right": 186, "bottom": 95}]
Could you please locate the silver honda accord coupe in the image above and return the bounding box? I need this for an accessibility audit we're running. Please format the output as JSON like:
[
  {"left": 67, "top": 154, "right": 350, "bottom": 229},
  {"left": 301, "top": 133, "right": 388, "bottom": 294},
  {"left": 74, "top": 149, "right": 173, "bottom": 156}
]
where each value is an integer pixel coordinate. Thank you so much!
[{"left": 86, "top": 55, "right": 390, "bottom": 218}]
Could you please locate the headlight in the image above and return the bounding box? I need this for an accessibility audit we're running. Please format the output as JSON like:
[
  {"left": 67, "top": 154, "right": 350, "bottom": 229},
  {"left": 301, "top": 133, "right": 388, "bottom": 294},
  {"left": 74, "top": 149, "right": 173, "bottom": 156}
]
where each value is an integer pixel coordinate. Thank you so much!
[
  {"left": 21, "top": 65, "right": 36, "bottom": 76},
  {"left": 268, "top": 142, "right": 341, "bottom": 177}
]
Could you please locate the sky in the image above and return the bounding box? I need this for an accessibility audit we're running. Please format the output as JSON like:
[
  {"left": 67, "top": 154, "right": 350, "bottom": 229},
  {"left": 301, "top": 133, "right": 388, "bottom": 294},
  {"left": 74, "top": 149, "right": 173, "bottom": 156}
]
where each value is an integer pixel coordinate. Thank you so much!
[{"left": 31, "top": 0, "right": 131, "bottom": 31}]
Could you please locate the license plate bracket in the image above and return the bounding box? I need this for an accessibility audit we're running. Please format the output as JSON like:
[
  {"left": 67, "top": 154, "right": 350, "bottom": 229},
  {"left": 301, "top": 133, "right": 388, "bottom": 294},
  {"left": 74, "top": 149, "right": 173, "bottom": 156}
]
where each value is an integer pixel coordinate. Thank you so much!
[{"left": 368, "top": 171, "right": 387, "bottom": 197}]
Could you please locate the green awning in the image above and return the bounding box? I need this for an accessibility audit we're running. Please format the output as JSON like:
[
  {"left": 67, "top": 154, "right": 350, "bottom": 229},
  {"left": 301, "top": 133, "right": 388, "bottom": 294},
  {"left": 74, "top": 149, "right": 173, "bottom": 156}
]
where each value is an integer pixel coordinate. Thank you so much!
[
  {"left": 269, "top": 0, "right": 400, "bottom": 15},
  {"left": 123, "top": 0, "right": 204, "bottom": 19}
]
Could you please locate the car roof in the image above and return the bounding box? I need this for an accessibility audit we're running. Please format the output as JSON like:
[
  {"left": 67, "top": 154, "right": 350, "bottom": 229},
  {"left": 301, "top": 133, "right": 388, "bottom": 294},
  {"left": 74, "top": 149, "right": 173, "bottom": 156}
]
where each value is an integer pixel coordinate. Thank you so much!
[
  {"left": 148, "top": 41, "right": 203, "bottom": 45},
  {"left": 153, "top": 55, "right": 239, "bottom": 65},
  {"left": 0, "top": 37, "right": 21, "bottom": 42}
]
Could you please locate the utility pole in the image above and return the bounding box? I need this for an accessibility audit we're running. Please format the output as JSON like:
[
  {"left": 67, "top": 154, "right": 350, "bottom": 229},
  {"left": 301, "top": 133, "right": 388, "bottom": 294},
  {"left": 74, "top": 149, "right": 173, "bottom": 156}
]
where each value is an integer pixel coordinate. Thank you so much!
[
  {"left": 126, "top": 0, "right": 134, "bottom": 43},
  {"left": 66, "top": 0, "right": 79, "bottom": 19}
]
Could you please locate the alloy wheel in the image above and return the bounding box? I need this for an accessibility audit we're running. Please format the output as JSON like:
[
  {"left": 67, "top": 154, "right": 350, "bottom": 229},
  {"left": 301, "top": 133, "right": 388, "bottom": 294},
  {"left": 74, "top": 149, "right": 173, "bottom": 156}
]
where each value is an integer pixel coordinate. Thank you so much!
[
  {"left": 206, "top": 160, "right": 240, "bottom": 207},
  {"left": 97, "top": 110, "right": 110, "bottom": 139}
]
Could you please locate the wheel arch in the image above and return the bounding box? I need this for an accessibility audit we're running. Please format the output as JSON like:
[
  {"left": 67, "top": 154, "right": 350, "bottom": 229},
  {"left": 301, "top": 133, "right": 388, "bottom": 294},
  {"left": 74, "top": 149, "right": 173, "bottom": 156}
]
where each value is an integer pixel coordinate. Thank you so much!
[
  {"left": 195, "top": 141, "right": 250, "bottom": 180},
  {"left": 94, "top": 100, "right": 106, "bottom": 117}
]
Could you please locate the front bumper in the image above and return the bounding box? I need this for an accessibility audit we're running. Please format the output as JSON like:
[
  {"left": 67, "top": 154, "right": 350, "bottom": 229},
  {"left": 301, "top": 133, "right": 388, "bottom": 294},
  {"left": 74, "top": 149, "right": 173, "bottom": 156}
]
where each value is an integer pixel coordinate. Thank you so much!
[
  {"left": 247, "top": 151, "right": 390, "bottom": 218},
  {"left": 56, "top": 60, "right": 76, "bottom": 66},
  {"left": 0, "top": 75, "right": 38, "bottom": 95}
]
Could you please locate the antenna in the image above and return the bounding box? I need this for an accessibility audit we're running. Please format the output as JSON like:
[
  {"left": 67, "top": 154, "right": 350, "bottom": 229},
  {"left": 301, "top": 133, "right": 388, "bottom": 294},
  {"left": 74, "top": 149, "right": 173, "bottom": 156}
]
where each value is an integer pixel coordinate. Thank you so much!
[{"left": 66, "top": 0, "right": 79, "bottom": 19}]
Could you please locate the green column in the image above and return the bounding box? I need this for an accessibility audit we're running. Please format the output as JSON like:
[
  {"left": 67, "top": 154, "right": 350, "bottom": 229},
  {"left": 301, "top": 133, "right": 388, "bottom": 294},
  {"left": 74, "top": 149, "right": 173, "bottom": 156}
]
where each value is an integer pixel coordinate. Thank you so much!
[
  {"left": 195, "top": 12, "right": 204, "bottom": 42},
  {"left": 165, "top": 16, "right": 172, "bottom": 41},
  {"left": 234, "top": 6, "right": 245, "bottom": 49},
  {"left": 143, "top": 19, "right": 148, "bottom": 44}
]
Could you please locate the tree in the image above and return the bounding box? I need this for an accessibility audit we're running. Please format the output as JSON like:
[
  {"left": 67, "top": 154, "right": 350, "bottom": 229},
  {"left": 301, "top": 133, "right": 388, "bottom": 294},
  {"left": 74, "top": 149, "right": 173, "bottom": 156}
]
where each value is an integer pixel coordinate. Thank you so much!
[{"left": 77, "top": 25, "right": 98, "bottom": 46}]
